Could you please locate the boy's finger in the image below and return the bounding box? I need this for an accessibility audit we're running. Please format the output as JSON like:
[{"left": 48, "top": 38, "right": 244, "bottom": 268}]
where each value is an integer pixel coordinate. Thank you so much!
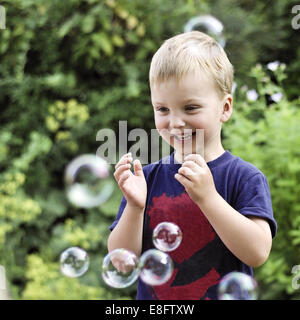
[
  {"left": 114, "top": 163, "right": 131, "bottom": 181},
  {"left": 181, "top": 160, "right": 199, "bottom": 169},
  {"left": 115, "top": 154, "right": 133, "bottom": 170},
  {"left": 133, "top": 159, "right": 144, "bottom": 177},
  {"left": 178, "top": 166, "right": 196, "bottom": 178},
  {"left": 174, "top": 172, "right": 192, "bottom": 188},
  {"left": 118, "top": 170, "right": 130, "bottom": 187},
  {"left": 184, "top": 153, "right": 207, "bottom": 167}
]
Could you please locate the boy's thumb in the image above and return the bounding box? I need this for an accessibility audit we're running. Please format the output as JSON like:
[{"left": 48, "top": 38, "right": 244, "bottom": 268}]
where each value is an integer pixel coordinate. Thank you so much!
[{"left": 133, "top": 159, "right": 144, "bottom": 177}]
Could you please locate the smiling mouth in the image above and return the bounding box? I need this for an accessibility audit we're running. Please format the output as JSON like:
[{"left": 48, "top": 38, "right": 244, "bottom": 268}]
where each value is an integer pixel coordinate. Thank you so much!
[{"left": 173, "top": 131, "right": 196, "bottom": 141}]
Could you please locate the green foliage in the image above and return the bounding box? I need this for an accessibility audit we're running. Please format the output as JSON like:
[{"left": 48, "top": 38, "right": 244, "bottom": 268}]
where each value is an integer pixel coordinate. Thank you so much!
[
  {"left": 22, "top": 254, "right": 124, "bottom": 300},
  {"left": 0, "top": 0, "right": 299, "bottom": 300},
  {"left": 224, "top": 63, "right": 300, "bottom": 300}
]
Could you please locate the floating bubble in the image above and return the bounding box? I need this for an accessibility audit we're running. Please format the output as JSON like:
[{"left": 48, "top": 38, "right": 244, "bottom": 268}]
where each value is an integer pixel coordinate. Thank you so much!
[
  {"left": 218, "top": 272, "right": 258, "bottom": 300},
  {"left": 102, "top": 248, "right": 139, "bottom": 289},
  {"left": 153, "top": 222, "right": 182, "bottom": 252},
  {"left": 139, "top": 249, "right": 174, "bottom": 286},
  {"left": 60, "top": 247, "right": 89, "bottom": 278},
  {"left": 184, "top": 15, "right": 226, "bottom": 48},
  {"left": 64, "top": 154, "right": 114, "bottom": 208}
]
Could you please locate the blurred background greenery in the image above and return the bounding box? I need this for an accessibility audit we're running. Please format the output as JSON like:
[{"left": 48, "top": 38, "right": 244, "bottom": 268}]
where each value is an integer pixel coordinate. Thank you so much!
[{"left": 0, "top": 0, "right": 300, "bottom": 300}]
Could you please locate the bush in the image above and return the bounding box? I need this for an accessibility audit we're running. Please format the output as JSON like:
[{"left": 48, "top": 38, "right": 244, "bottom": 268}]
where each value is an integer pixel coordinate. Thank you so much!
[{"left": 1, "top": 0, "right": 299, "bottom": 300}]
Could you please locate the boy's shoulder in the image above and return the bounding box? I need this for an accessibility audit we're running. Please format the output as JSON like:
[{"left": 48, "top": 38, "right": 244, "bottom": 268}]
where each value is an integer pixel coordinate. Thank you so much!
[
  {"left": 229, "top": 152, "right": 265, "bottom": 179},
  {"left": 208, "top": 150, "right": 267, "bottom": 182}
]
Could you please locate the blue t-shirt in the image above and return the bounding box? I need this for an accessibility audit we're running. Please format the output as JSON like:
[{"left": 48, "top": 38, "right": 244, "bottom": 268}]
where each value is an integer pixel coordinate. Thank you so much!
[{"left": 110, "top": 150, "right": 277, "bottom": 300}]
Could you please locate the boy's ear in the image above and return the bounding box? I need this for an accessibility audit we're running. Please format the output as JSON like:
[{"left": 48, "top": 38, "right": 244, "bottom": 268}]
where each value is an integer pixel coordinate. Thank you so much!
[{"left": 220, "top": 94, "right": 233, "bottom": 123}]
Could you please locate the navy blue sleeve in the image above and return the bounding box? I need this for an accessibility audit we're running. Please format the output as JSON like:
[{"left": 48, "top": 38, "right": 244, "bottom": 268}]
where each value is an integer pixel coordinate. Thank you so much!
[
  {"left": 109, "top": 195, "right": 127, "bottom": 231},
  {"left": 235, "top": 173, "right": 277, "bottom": 238}
]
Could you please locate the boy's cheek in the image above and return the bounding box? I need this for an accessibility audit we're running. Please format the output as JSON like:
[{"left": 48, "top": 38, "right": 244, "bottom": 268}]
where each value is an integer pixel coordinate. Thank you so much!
[
  {"left": 154, "top": 117, "right": 166, "bottom": 131},
  {"left": 157, "top": 127, "right": 171, "bottom": 139}
]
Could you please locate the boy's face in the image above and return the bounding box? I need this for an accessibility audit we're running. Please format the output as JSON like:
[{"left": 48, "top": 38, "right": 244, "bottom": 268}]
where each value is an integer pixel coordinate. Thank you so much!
[{"left": 151, "top": 70, "right": 232, "bottom": 161}]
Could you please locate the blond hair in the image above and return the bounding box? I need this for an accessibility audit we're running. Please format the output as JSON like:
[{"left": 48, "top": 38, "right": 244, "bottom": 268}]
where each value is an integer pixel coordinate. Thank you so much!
[{"left": 149, "top": 31, "right": 234, "bottom": 98}]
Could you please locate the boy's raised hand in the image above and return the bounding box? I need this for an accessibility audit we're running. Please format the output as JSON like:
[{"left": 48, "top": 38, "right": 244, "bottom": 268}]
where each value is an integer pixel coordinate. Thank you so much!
[
  {"left": 114, "top": 153, "right": 147, "bottom": 210},
  {"left": 174, "top": 153, "right": 217, "bottom": 206}
]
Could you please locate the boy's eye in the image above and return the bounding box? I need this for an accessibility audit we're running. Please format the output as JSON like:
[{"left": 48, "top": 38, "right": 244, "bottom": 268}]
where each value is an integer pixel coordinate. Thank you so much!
[
  {"left": 185, "top": 105, "right": 198, "bottom": 111},
  {"left": 155, "top": 105, "right": 200, "bottom": 112},
  {"left": 157, "top": 107, "right": 168, "bottom": 112}
]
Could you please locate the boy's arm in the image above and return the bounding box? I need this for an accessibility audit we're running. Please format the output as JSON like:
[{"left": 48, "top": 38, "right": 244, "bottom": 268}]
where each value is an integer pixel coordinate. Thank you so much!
[
  {"left": 108, "top": 153, "right": 147, "bottom": 257},
  {"left": 108, "top": 203, "right": 144, "bottom": 257},
  {"left": 175, "top": 153, "right": 272, "bottom": 268},
  {"left": 199, "top": 193, "right": 272, "bottom": 267}
]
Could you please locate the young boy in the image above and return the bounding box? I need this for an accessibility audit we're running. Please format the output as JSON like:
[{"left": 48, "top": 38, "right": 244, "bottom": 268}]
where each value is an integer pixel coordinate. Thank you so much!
[{"left": 108, "top": 31, "right": 277, "bottom": 300}]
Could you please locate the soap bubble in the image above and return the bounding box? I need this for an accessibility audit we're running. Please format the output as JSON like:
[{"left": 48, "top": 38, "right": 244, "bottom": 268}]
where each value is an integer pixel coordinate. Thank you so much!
[
  {"left": 102, "top": 248, "right": 139, "bottom": 289},
  {"left": 60, "top": 247, "right": 89, "bottom": 278},
  {"left": 218, "top": 272, "right": 258, "bottom": 300},
  {"left": 153, "top": 222, "right": 182, "bottom": 252},
  {"left": 64, "top": 154, "right": 114, "bottom": 208},
  {"left": 139, "top": 249, "right": 174, "bottom": 286},
  {"left": 184, "top": 15, "right": 226, "bottom": 48}
]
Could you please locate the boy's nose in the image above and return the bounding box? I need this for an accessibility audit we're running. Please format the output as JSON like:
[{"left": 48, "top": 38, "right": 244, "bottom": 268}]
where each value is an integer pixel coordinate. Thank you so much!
[{"left": 169, "top": 115, "right": 185, "bottom": 130}]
